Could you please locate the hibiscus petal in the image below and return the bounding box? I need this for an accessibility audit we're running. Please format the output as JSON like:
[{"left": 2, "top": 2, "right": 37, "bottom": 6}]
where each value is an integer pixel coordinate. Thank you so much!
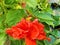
[
  {"left": 25, "top": 37, "right": 36, "bottom": 45},
  {"left": 6, "top": 28, "right": 13, "bottom": 36},
  {"left": 37, "top": 34, "right": 46, "bottom": 40},
  {"left": 32, "top": 19, "right": 44, "bottom": 31},
  {"left": 16, "top": 19, "right": 28, "bottom": 30},
  {"left": 30, "top": 24, "right": 39, "bottom": 39}
]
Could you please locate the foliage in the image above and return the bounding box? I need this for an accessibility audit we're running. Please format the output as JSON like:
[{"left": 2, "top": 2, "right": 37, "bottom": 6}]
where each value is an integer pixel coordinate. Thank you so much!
[{"left": 0, "top": 0, "right": 60, "bottom": 45}]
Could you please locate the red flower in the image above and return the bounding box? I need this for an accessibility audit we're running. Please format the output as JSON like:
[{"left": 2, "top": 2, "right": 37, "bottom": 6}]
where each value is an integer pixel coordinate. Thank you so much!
[{"left": 6, "top": 18, "right": 50, "bottom": 45}]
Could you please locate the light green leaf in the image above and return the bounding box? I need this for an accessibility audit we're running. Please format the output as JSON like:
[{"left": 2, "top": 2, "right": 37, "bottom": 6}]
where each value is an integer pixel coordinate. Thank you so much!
[
  {"left": 39, "top": 18, "right": 54, "bottom": 26},
  {"left": 34, "top": 12, "right": 54, "bottom": 21},
  {"left": 45, "top": 20, "right": 54, "bottom": 26},
  {"left": 28, "top": 8, "right": 54, "bottom": 21},
  {"left": 26, "top": 0, "right": 37, "bottom": 8},
  {"left": 28, "top": 8, "right": 54, "bottom": 26},
  {"left": 0, "top": 33, "right": 6, "bottom": 45},
  {"left": 5, "top": 9, "right": 27, "bottom": 27}
]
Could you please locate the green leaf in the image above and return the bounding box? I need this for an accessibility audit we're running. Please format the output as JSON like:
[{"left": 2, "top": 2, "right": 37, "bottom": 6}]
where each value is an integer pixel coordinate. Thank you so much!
[
  {"left": 0, "top": 5, "right": 3, "bottom": 15},
  {"left": 0, "top": 15, "right": 4, "bottom": 24},
  {"left": 34, "top": 12, "right": 54, "bottom": 21},
  {"left": 44, "top": 40, "right": 51, "bottom": 45},
  {"left": 44, "top": 35, "right": 56, "bottom": 45},
  {"left": 28, "top": 8, "right": 54, "bottom": 20},
  {"left": 4, "top": 0, "right": 15, "bottom": 5},
  {"left": 0, "top": 15, "right": 5, "bottom": 29},
  {"left": 26, "top": 0, "right": 37, "bottom": 8},
  {"left": 10, "top": 39, "right": 25, "bottom": 45},
  {"left": 50, "top": 30, "right": 58, "bottom": 37},
  {"left": 5, "top": 9, "right": 27, "bottom": 27},
  {"left": 0, "top": 29, "right": 5, "bottom": 33},
  {"left": 0, "top": 33, "right": 6, "bottom": 45},
  {"left": 53, "top": 16, "right": 60, "bottom": 26},
  {"left": 37, "top": 40, "right": 44, "bottom": 45},
  {"left": 29, "top": 8, "right": 54, "bottom": 26},
  {"left": 53, "top": 39, "right": 60, "bottom": 45},
  {"left": 59, "top": 17, "right": 60, "bottom": 24},
  {"left": 39, "top": 18, "right": 54, "bottom": 26},
  {"left": 57, "top": 31, "right": 60, "bottom": 38}
]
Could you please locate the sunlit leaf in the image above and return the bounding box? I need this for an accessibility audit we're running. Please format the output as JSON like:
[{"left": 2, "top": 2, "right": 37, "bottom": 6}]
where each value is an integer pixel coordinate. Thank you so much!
[{"left": 5, "top": 9, "right": 27, "bottom": 27}]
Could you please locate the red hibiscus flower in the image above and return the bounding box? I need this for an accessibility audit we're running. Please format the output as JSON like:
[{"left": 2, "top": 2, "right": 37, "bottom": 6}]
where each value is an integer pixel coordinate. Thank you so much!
[{"left": 6, "top": 18, "right": 50, "bottom": 45}]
